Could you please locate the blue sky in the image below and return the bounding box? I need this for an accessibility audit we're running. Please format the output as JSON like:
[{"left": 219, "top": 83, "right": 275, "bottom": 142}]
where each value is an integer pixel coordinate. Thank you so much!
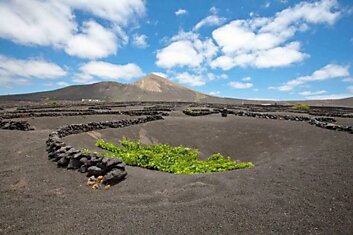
[{"left": 0, "top": 0, "right": 352, "bottom": 100}]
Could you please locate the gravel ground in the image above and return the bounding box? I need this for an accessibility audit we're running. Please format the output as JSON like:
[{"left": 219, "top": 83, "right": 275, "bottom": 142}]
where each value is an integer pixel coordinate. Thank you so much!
[{"left": 0, "top": 113, "right": 352, "bottom": 234}]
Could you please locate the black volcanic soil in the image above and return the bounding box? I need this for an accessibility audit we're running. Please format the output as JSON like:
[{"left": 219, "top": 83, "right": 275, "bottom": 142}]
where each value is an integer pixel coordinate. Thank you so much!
[
  {"left": 0, "top": 110, "right": 353, "bottom": 234},
  {"left": 12, "top": 114, "right": 133, "bottom": 130}
]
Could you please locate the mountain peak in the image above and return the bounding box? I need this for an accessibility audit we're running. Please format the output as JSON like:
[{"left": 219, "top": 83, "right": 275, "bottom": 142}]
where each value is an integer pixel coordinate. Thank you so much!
[{"left": 133, "top": 73, "right": 184, "bottom": 92}]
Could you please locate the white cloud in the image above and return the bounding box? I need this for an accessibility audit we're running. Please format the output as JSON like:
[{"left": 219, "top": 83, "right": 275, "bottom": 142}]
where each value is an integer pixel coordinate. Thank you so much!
[
  {"left": 278, "top": 64, "right": 349, "bottom": 91},
  {"left": 209, "top": 91, "right": 220, "bottom": 96},
  {"left": 175, "top": 9, "right": 187, "bottom": 16},
  {"left": 209, "top": 6, "right": 219, "bottom": 15},
  {"left": 228, "top": 81, "right": 253, "bottom": 89},
  {"left": 207, "top": 73, "right": 228, "bottom": 81},
  {"left": 56, "top": 81, "right": 70, "bottom": 87},
  {"left": 342, "top": 77, "right": 353, "bottom": 82},
  {"left": 132, "top": 34, "right": 148, "bottom": 48},
  {"left": 65, "top": 21, "right": 117, "bottom": 59},
  {"left": 0, "top": 0, "right": 74, "bottom": 47},
  {"left": 253, "top": 42, "right": 308, "bottom": 68},
  {"left": 305, "top": 94, "right": 352, "bottom": 100},
  {"left": 0, "top": 55, "right": 67, "bottom": 80},
  {"left": 211, "top": 0, "right": 340, "bottom": 70},
  {"left": 211, "top": 42, "right": 308, "bottom": 69},
  {"left": 0, "top": 77, "right": 30, "bottom": 88},
  {"left": 151, "top": 72, "right": 167, "bottom": 78},
  {"left": 156, "top": 31, "right": 218, "bottom": 69},
  {"left": 264, "top": 2, "right": 271, "bottom": 8},
  {"left": 72, "top": 73, "right": 97, "bottom": 84},
  {"left": 78, "top": 61, "right": 144, "bottom": 81},
  {"left": 299, "top": 90, "right": 326, "bottom": 96},
  {"left": 213, "top": 20, "right": 282, "bottom": 54},
  {"left": 261, "top": 0, "right": 339, "bottom": 33},
  {"left": 156, "top": 41, "right": 203, "bottom": 69},
  {"left": 194, "top": 15, "right": 226, "bottom": 31},
  {"left": 173, "top": 72, "right": 205, "bottom": 86},
  {"left": 66, "top": 0, "right": 145, "bottom": 26},
  {"left": 242, "top": 76, "right": 252, "bottom": 81},
  {"left": 348, "top": 86, "right": 353, "bottom": 93},
  {"left": 0, "top": 55, "right": 66, "bottom": 87},
  {"left": 0, "top": 0, "right": 145, "bottom": 59}
]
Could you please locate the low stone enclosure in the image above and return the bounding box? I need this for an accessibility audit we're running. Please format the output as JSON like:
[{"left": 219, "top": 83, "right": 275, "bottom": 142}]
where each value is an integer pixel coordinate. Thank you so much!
[
  {"left": 0, "top": 109, "right": 169, "bottom": 119},
  {"left": 46, "top": 115, "right": 164, "bottom": 187},
  {"left": 183, "top": 108, "right": 218, "bottom": 116},
  {"left": 1, "top": 106, "right": 352, "bottom": 134},
  {"left": 0, "top": 105, "right": 352, "bottom": 187},
  {"left": 0, "top": 119, "right": 34, "bottom": 131},
  {"left": 182, "top": 109, "right": 353, "bottom": 134}
]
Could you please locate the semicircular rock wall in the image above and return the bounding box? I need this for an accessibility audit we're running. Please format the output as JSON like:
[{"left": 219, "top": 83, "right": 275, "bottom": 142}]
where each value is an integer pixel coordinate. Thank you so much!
[
  {"left": 182, "top": 109, "right": 353, "bottom": 134},
  {"left": 46, "top": 115, "right": 164, "bottom": 186}
]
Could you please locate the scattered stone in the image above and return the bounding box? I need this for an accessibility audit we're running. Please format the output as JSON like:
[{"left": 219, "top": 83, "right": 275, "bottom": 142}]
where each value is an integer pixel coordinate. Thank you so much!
[
  {"left": 87, "top": 166, "right": 104, "bottom": 177},
  {"left": 97, "top": 176, "right": 104, "bottom": 184},
  {"left": 103, "top": 169, "right": 127, "bottom": 185},
  {"left": 87, "top": 180, "right": 95, "bottom": 187},
  {"left": 97, "top": 176, "right": 104, "bottom": 181}
]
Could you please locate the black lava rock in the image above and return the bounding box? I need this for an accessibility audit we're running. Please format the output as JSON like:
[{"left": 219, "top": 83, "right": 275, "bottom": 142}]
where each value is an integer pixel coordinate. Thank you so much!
[
  {"left": 57, "top": 157, "right": 69, "bottom": 168},
  {"left": 87, "top": 166, "right": 104, "bottom": 177},
  {"left": 79, "top": 165, "right": 87, "bottom": 173},
  {"left": 67, "top": 158, "right": 81, "bottom": 170},
  {"left": 106, "top": 158, "right": 123, "bottom": 170},
  {"left": 103, "top": 169, "right": 127, "bottom": 185}
]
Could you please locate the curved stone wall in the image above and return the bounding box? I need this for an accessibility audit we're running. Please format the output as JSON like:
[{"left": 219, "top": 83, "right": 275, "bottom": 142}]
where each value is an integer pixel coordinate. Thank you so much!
[
  {"left": 46, "top": 115, "right": 164, "bottom": 187},
  {"left": 308, "top": 118, "right": 353, "bottom": 133},
  {"left": 182, "top": 109, "right": 353, "bottom": 134}
]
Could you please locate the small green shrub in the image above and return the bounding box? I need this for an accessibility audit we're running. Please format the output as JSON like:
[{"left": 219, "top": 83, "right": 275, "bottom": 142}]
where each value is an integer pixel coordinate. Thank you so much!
[
  {"left": 183, "top": 108, "right": 214, "bottom": 116},
  {"left": 95, "top": 138, "right": 254, "bottom": 174},
  {"left": 48, "top": 100, "right": 57, "bottom": 106},
  {"left": 292, "top": 103, "right": 310, "bottom": 110}
]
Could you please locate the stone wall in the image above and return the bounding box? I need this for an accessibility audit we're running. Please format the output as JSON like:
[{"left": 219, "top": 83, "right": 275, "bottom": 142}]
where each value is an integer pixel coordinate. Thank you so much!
[
  {"left": 46, "top": 115, "right": 164, "bottom": 186},
  {"left": 308, "top": 118, "right": 353, "bottom": 134},
  {"left": 0, "top": 109, "right": 169, "bottom": 119},
  {"left": 0, "top": 120, "right": 34, "bottom": 131},
  {"left": 228, "top": 110, "right": 352, "bottom": 134},
  {"left": 231, "top": 111, "right": 311, "bottom": 121},
  {"left": 183, "top": 108, "right": 218, "bottom": 116}
]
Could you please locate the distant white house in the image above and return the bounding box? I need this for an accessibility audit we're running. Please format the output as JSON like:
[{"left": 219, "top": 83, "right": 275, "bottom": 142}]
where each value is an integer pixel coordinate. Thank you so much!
[{"left": 81, "top": 98, "right": 102, "bottom": 102}]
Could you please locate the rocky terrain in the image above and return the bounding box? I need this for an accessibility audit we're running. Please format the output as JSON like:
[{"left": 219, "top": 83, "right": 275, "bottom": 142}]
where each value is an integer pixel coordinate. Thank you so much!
[
  {"left": 0, "top": 76, "right": 353, "bottom": 234},
  {"left": 0, "top": 101, "right": 352, "bottom": 234}
]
